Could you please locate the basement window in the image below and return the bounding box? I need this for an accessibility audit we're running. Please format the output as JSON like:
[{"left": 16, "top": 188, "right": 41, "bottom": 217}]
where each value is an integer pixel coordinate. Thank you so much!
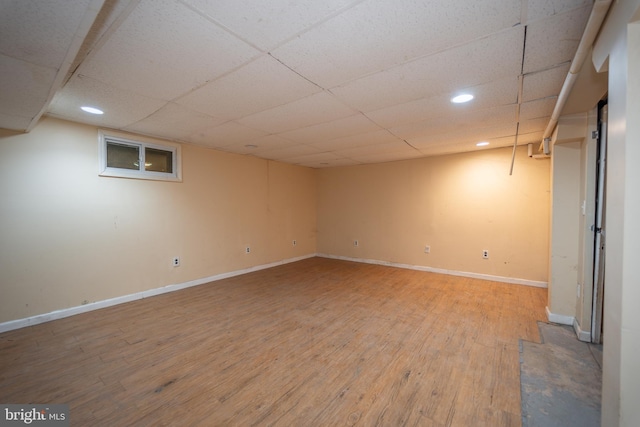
[{"left": 98, "top": 132, "right": 181, "bottom": 181}]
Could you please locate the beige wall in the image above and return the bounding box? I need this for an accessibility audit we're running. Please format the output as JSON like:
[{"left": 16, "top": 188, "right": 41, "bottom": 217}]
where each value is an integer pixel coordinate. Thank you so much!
[
  {"left": 593, "top": 0, "right": 640, "bottom": 425},
  {"left": 548, "top": 138, "right": 581, "bottom": 317},
  {"left": 547, "top": 109, "right": 600, "bottom": 337},
  {"left": 317, "top": 145, "right": 550, "bottom": 283},
  {"left": 548, "top": 113, "right": 592, "bottom": 322},
  {"left": 0, "top": 117, "right": 317, "bottom": 323},
  {"left": 576, "top": 109, "right": 598, "bottom": 337},
  {"left": 0, "top": 119, "right": 552, "bottom": 327}
]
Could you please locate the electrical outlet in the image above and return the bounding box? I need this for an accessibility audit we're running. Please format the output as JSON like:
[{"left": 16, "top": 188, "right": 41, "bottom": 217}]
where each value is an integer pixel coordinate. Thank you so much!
[
  {"left": 482, "top": 250, "right": 489, "bottom": 259},
  {"left": 424, "top": 245, "right": 430, "bottom": 254},
  {"left": 354, "top": 240, "right": 359, "bottom": 247},
  {"left": 245, "top": 246, "right": 250, "bottom": 254},
  {"left": 172, "top": 257, "right": 180, "bottom": 267},
  {"left": 292, "top": 240, "right": 297, "bottom": 246}
]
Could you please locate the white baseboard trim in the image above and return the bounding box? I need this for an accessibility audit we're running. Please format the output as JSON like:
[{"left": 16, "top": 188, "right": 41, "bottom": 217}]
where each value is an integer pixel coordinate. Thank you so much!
[
  {"left": 545, "top": 307, "right": 592, "bottom": 341},
  {"left": 0, "top": 254, "right": 315, "bottom": 334},
  {"left": 545, "top": 306, "right": 574, "bottom": 326},
  {"left": 317, "top": 253, "right": 548, "bottom": 288},
  {"left": 1, "top": 253, "right": 548, "bottom": 333},
  {"left": 573, "top": 318, "right": 592, "bottom": 342}
]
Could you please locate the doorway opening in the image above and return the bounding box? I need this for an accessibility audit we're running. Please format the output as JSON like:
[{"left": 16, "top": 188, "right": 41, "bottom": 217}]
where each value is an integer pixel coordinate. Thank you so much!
[{"left": 591, "top": 101, "right": 607, "bottom": 345}]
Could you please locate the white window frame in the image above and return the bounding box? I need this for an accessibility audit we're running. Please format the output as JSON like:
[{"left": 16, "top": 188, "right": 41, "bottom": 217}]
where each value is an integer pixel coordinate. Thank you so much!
[{"left": 98, "top": 131, "right": 182, "bottom": 182}]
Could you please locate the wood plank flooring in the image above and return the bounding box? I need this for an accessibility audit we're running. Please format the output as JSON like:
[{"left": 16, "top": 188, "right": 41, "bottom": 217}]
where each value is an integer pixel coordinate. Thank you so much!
[{"left": 0, "top": 257, "right": 547, "bottom": 426}]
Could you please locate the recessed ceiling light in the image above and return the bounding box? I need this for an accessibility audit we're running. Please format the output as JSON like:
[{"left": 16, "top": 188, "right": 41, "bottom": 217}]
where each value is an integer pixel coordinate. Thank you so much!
[
  {"left": 81, "top": 106, "right": 104, "bottom": 115},
  {"left": 451, "top": 94, "right": 474, "bottom": 103},
  {"left": 476, "top": 141, "right": 490, "bottom": 147}
]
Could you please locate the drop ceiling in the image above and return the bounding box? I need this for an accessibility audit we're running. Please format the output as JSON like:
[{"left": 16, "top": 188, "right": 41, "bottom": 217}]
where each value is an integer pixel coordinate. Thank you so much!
[{"left": 0, "top": 0, "right": 598, "bottom": 168}]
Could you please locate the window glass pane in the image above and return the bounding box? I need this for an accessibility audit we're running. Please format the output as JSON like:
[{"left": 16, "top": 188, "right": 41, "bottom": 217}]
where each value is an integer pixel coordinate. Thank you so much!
[
  {"left": 107, "top": 142, "right": 139, "bottom": 170},
  {"left": 100, "top": 132, "right": 180, "bottom": 181},
  {"left": 145, "top": 147, "right": 173, "bottom": 173}
]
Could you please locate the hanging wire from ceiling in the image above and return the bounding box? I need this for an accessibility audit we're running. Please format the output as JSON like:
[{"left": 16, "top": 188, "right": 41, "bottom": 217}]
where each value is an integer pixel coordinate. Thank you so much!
[{"left": 509, "top": 26, "right": 528, "bottom": 176}]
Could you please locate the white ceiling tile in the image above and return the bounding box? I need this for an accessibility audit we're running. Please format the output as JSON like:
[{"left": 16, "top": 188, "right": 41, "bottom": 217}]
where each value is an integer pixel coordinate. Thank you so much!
[
  {"left": 416, "top": 141, "right": 507, "bottom": 157},
  {"left": 333, "top": 140, "right": 418, "bottom": 158},
  {"left": 186, "top": 121, "right": 267, "bottom": 149},
  {"left": 214, "top": 146, "right": 259, "bottom": 156},
  {"left": 68, "top": 0, "right": 137, "bottom": 78},
  {"left": 520, "top": 97, "right": 557, "bottom": 121},
  {"left": 218, "top": 135, "right": 296, "bottom": 157},
  {"left": 525, "top": 0, "right": 593, "bottom": 24},
  {"left": 0, "top": 55, "right": 56, "bottom": 120},
  {"left": 464, "top": 131, "right": 544, "bottom": 149},
  {"left": 516, "top": 131, "right": 546, "bottom": 145},
  {"left": 297, "top": 156, "right": 360, "bottom": 168},
  {"left": 469, "top": 135, "right": 514, "bottom": 148},
  {"left": 0, "top": 0, "right": 103, "bottom": 131},
  {"left": 391, "top": 104, "right": 517, "bottom": 141},
  {"left": 271, "top": 0, "right": 521, "bottom": 88},
  {"left": 241, "top": 135, "right": 300, "bottom": 154},
  {"left": 330, "top": 27, "right": 524, "bottom": 112},
  {"left": 86, "top": 0, "right": 134, "bottom": 40},
  {"left": 307, "top": 129, "right": 400, "bottom": 151},
  {"left": 522, "top": 64, "right": 570, "bottom": 102},
  {"left": 79, "top": 0, "right": 259, "bottom": 100},
  {"left": 438, "top": 133, "right": 541, "bottom": 158},
  {"left": 176, "top": 55, "right": 321, "bottom": 120},
  {"left": 123, "top": 102, "right": 222, "bottom": 141},
  {"left": 366, "top": 77, "right": 519, "bottom": 128},
  {"left": 282, "top": 151, "right": 349, "bottom": 166},
  {"left": 254, "top": 143, "right": 321, "bottom": 161},
  {"left": 237, "top": 92, "right": 356, "bottom": 134},
  {"left": 0, "top": 0, "right": 595, "bottom": 166},
  {"left": 365, "top": 95, "right": 451, "bottom": 130},
  {"left": 47, "top": 75, "right": 166, "bottom": 128},
  {"left": 277, "top": 114, "right": 382, "bottom": 144},
  {"left": 346, "top": 149, "right": 424, "bottom": 164},
  {"left": 0, "top": 0, "right": 93, "bottom": 69},
  {"left": 523, "top": 5, "right": 592, "bottom": 73},
  {"left": 408, "top": 123, "right": 517, "bottom": 148},
  {"left": 519, "top": 117, "right": 549, "bottom": 134},
  {"left": 182, "top": 0, "right": 360, "bottom": 51}
]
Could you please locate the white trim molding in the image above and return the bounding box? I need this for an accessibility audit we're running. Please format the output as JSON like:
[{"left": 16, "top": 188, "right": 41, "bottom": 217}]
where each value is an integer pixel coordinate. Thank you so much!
[
  {"left": 0, "top": 254, "right": 315, "bottom": 334},
  {"left": 317, "top": 253, "right": 548, "bottom": 288},
  {"left": 545, "top": 306, "right": 575, "bottom": 325},
  {"left": 1, "top": 253, "right": 549, "bottom": 333},
  {"left": 546, "top": 307, "right": 592, "bottom": 342},
  {"left": 573, "top": 318, "right": 592, "bottom": 342}
]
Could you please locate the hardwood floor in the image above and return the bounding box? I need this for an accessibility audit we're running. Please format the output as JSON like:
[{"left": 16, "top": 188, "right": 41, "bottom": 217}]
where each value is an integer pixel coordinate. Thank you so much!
[{"left": 0, "top": 257, "right": 547, "bottom": 426}]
